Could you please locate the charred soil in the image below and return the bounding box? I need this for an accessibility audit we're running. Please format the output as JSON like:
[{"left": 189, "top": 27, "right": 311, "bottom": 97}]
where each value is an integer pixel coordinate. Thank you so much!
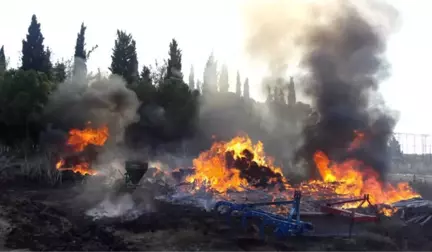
[{"left": 1, "top": 181, "right": 432, "bottom": 251}]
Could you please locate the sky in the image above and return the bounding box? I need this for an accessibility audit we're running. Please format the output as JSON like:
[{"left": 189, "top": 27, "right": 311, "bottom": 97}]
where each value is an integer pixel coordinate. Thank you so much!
[{"left": 0, "top": 0, "right": 431, "bottom": 137}]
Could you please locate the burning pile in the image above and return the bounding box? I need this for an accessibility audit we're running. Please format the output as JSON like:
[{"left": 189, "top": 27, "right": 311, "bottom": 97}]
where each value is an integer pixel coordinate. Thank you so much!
[
  {"left": 186, "top": 136, "right": 289, "bottom": 193},
  {"left": 182, "top": 134, "right": 419, "bottom": 216},
  {"left": 56, "top": 123, "right": 109, "bottom": 176}
]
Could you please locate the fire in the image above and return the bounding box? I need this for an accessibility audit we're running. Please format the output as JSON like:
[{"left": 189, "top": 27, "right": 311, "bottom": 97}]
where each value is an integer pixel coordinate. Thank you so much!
[
  {"left": 185, "top": 135, "right": 287, "bottom": 193},
  {"left": 313, "top": 150, "right": 419, "bottom": 205},
  {"left": 67, "top": 124, "right": 109, "bottom": 152},
  {"left": 55, "top": 159, "right": 97, "bottom": 176},
  {"left": 56, "top": 123, "right": 109, "bottom": 175},
  {"left": 184, "top": 132, "right": 419, "bottom": 216},
  {"left": 312, "top": 131, "right": 420, "bottom": 215}
]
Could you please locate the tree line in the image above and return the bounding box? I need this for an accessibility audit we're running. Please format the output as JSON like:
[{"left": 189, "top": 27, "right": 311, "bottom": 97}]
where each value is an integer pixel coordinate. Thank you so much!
[{"left": 0, "top": 14, "right": 307, "bottom": 151}]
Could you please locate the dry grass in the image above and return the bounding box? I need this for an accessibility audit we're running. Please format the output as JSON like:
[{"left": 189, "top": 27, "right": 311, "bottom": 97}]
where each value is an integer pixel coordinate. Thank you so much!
[{"left": 0, "top": 150, "right": 62, "bottom": 186}]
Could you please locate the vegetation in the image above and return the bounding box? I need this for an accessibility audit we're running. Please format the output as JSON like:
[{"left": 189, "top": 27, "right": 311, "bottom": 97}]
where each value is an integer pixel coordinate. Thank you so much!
[{"left": 0, "top": 14, "right": 404, "bottom": 175}]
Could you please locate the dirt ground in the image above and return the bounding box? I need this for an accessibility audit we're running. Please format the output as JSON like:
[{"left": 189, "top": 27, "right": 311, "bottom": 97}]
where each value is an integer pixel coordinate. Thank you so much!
[{"left": 1, "top": 177, "right": 432, "bottom": 251}]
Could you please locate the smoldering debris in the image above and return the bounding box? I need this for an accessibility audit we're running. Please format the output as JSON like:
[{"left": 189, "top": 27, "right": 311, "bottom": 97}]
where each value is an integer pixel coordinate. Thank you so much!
[{"left": 85, "top": 193, "right": 153, "bottom": 221}]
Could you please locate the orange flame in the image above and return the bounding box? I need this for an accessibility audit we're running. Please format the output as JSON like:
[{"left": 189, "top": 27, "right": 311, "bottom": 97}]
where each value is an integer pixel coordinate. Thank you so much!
[
  {"left": 184, "top": 133, "right": 419, "bottom": 216},
  {"left": 185, "top": 135, "right": 287, "bottom": 193},
  {"left": 67, "top": 124, "right": 109, "bottom": 152},
  {"left": 312, "top": 131, "right": 420, "bottom": 215},
  {"left": 56, "top": 123, "right": 109, "bottom": 175}
]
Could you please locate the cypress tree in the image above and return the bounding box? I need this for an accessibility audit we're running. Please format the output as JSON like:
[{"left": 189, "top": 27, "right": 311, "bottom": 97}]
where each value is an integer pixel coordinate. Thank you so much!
[
  {"left": 21, "top": 14, "right": 51, "bottom": 75},
  {"left": 287, "top": 77, "right": 296, "bottom": 107},
  {"left": 243, "top": 78, "right": 250, "bottom": 99},
  {"left": 188, "top": 65, "right": 195, "bottom": 90},
  {"left": 74, "top": 23, "right": 87, "bottom": 61},
  {"left": 0, "top": 46, "right": 5, "bottom": 73},
  {"left": 236, "top": 71, "right": 241, "bottom": 96},
  {"left": 165, "top": 39, "right": 183, "bottom": 80},
  {"left": 203, "top": 53, "right": 217, "bottom": 94},
  {"left": 218, "top": 64, "right": 229, "bottom": 92},
  {"left": 109, "top": 30, "right": 139, "bottom": 85}
]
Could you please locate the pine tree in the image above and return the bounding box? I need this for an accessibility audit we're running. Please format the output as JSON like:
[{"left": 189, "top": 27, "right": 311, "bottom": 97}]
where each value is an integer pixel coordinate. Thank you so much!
[
  {"left": 109, "top": 30, "right": 139, "bottom": 86},
  {"left": 218, "top": 64, "right": 229, "bottom": 93},
  {"left": 203, "top": 53, "right": 218, "bottom": 94},
  {"left": 21, "top": 14, "right": 51, "bottom": 75},
  {"left": 243, "top": 78, "right": 250, "bottom": 99},
  {"left": 236, "top": 71, "right": 241, "bottom": 96},
  {"left": 165, "top": 39, "right": 183, "bottom": 80},
  {"left": 188, "top": 65, "right": 195, "bottom": 90},
  {"left": 0, "top": 46, "right": 5, "bottom": 74},
  {"left": 287, "top": 77, "right": 296, "bottom": 107}
]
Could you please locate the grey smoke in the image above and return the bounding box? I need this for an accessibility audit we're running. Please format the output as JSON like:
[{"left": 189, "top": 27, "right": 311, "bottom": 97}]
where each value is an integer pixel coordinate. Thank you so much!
[{"left": 42, "top": 57, "right": 140, "bottom": 147}]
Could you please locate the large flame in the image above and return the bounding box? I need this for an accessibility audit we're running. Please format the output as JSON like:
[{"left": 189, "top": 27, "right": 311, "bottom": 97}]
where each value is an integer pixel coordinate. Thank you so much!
[
  {"left": 311, "top": 131, "right": 420, "bottom": 214},
  {"left": 313, "top": 150, "right": 419, "bottom": 205},
  {"left": 185, "top": 135, "right": 288, "bottom": 193},
  {"left": 184, "top": 133, "right": 419, "bottom": 216},
  {"left": 56, "top": 123, "right": 109, "bottom": 175}
]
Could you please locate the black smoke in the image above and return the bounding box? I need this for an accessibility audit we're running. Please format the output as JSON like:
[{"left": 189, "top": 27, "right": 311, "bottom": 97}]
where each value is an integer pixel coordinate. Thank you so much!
[{"left": 295, "top": 1, "right": 399, "bottom": 180}]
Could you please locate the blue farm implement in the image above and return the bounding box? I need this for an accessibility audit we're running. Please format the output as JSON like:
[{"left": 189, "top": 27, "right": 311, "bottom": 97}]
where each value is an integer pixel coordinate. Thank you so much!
[{"left": 214, "top": 190, "right": 314, "bottom": 239}]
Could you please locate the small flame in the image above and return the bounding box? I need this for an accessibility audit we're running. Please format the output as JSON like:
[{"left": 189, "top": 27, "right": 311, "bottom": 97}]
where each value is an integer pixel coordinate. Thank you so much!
[{"left": 67, "top": 123, "right": 109, "bottom": 152}]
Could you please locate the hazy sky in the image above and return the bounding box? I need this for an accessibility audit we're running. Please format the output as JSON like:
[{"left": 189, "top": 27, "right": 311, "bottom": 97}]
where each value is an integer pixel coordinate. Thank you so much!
[{"left": 0, "top": 0, "right": 430, "bottom": 135}]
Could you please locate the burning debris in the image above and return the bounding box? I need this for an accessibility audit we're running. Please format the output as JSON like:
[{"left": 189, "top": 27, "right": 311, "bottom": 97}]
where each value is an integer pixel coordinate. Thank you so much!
[
  {"left": 158, "top": 134, "right": 420, "bottom": 218},
  {"left": 185, "top": 136, "right": 289, "bottom": 194}
]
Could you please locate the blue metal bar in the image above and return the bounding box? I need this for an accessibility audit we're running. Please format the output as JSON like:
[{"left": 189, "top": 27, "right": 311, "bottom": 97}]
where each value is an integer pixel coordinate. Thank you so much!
[{"left": 214, "top": 190, "right": 314, "bottom": 239}]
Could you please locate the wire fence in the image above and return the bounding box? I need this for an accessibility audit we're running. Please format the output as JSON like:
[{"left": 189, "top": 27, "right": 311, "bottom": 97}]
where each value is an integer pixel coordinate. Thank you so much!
[{"left": 394, "top": 133, "right": 432, "bottom": 155}]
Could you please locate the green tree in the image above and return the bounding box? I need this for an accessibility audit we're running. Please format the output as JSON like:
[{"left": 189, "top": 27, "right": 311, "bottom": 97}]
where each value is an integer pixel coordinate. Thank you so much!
[
  {"left": 0, "top": 69, "right": 53, "bottom": 144},
  {"left": 165, "top": 39, "right": 183, "bottom": 80},
  {"left": 52, "top": 61, "right": 66, "bottom": 83},
  {"left": 43, "top": 47, "right": 53, "bottom": 79},
  {"left": 203, "top": 53, "right": 217, "bottom": 94},
  {"left": 188, "top": 65, "right": 195, "bottom": 90},
  {"left": 133, "top": 65, "right": 155, "bottom": 104},
  {"left": 0, "top": 46, "right": 5, "bottom": 74},
  {"left": 109, "top": 30, "right": 139, "bottom": 86},
  {"left": 236, "top": 71, "right": 241, "bottom": 96},
  {"left": 73, "top": 22, "right": 87, "bottom": 76},
  {"left": 74, "top": 23, "right": 87, "bottom": 61},
  {"left": 156, "top": 40, "right": 198, "bottom": 140},
  {"left": 287, "top": 77, "right": 296, "bottom": 107},
  {"left": 243, "top": 78, "right": 250, "bottom": 99},
  {"left": 218, "top": 64, "right": 229, "bottom": 93},
  {"left": 21, "top": 15, "right": 51, "bottom": 75}
]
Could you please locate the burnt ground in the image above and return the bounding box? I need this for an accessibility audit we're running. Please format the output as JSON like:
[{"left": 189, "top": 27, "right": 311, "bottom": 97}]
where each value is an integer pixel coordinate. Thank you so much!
[{"left": 1, "top": 178, "right": 432, "bottom": 251}]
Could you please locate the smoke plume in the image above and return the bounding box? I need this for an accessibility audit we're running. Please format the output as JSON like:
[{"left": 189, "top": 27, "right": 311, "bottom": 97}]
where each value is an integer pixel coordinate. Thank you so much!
[
  {"left": 42, "top": 58, "right": 140, "bottom": 146},
  {"left": 242, "top": 0, "right": 400, "bottom": 179}
]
